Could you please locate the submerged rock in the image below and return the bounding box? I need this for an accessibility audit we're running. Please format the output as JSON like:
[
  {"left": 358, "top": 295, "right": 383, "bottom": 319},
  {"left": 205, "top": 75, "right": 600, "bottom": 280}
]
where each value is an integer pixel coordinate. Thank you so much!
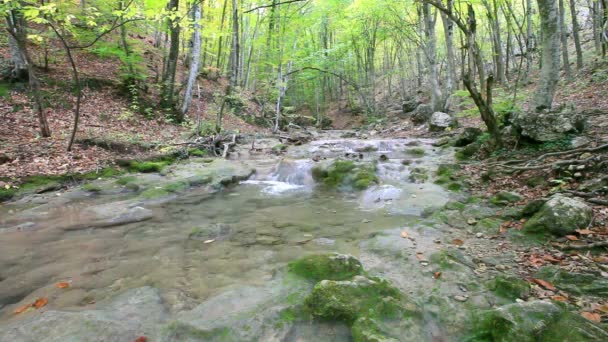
[
  {"left": 470, "top": 301, "right": 608, "bottom": 341},
  {"left": 523, "top": 194, "right": 592, "bottom": 235},
  {"left": 289, "top": 253, "right": 364, "bottom": 281}
]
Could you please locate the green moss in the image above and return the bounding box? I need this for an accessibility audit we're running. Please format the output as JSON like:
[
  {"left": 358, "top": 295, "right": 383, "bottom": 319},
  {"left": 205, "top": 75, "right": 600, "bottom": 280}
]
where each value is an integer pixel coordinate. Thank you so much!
[
  {"left": 475, "top": 217, "right": 504, "bottom": 233},
  {"left": 82, "top": 183, "right": 103, "bottom": 192},
  {"left": 444, "top": 201, "right": 466, "bottom": 211},
  {"left": 313, "top": 160, "right": 378, "bottom": 190},
  {"left": 163, "top": 321, "right": 232, "bottom": 340},
  {"left": 18, "top": 175, "right": 65, "bottom": 193},
  {"left": 490, "top": 191, "right": 523, "bottom": 206},
  {"left": 288, "top": 253, "right": 364, "bottom": 281},
  {"left": 127, "top": 161, "right": 169, "bottom": 173},
  {"left": 486, "top": 276, "right": 531, "bottom": 301},
  {"left": 139, "top": 188, "right": 171, "bottom": 199},
  {"left": 447, "top": 182, "right": 463, "bottom": 192},
  {"left": 163, "top": 181, "right": 188, "bottom": 193},
  {"left": 352, "top": 317, "right": 399, "bottom": 342},
  {"left": 0, "top": 188, "right": 17, "bottom": 202},
  {"left": 305, "top": 276, "right": 405, "bottom": 324},
  {"left": 272, "top": 144, "right": 288, "bottom": 152},
  {"left": 116, "top": 176, "right": 137, "bottom": 185},
  {"left": 405, "top": 148, "right": 425, "bottom": 157},
  {"left": 188, "top": 148, "right": 208, "bottom": 157}
]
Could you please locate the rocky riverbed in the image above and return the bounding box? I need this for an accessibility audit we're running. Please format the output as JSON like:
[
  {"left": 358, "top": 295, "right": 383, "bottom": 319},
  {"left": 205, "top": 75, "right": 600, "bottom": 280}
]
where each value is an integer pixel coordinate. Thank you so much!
[{"left": 1, "top": 132, "right": 606, "bottom": 341}]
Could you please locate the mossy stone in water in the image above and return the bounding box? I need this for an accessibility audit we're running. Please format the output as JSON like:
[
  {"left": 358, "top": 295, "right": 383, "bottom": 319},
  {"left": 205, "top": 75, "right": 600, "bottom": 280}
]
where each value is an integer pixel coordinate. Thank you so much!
[
  {"left": 468, "top": 301, "right": 608, "bottom": 341},
  {"left": 288, "top": 253, "right": 363, "bottom": 281},
  {"left": 351, "top": 317, "right": 399, "bottom": 342},
  {"left": 305, "top": 276, "right": 405, "bottom": 324},
  {"left": 486, "top": 276, "right": 531, "bottom": 301},
  {"left": 313, "top": 160, "right": 378, "bottom": 190}
]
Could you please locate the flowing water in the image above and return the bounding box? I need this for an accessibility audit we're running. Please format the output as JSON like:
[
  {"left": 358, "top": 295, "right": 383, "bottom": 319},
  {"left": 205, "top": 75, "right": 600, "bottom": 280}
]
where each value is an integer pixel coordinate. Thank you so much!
[{"left": 0, "top": 133, "right": 475, "bottom": 341}]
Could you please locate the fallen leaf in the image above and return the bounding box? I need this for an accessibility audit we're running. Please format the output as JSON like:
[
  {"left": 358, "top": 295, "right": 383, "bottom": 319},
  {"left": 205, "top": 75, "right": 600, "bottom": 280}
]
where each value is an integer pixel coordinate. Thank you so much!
[
  {"left": 56, "top": 282, "right": 70, "bottom": 289},
  {"left": 415, "top": 252, "right": 425, "bottom": 260},
  {"left": 592, "top": 256, "right": 608, "bottom": 264},
  {"left": 565, "top": 235, "right": 579, "bottom": 241},
  {"left": 33, "top": 297, "right": 48, "bottom": 309},
  {"left": 135, "top": 337, "right": 147, "bottom": 342},
  {"left": 532, "top": 279, "right": 556, "bottom": 291},
  {"left": 452, "top": 239, "right": 464, "bottom": 246},
  {"left": 434, "top": 272, "right": 442, "bottom": 279},
  {"left": 542, "top": 255, "right": 561, "bottom": 263},
  {"left": 550, "top": 295, "right": 568, "bottom": 302},
  {"left": 596, "top": 304, "right": 608, "bottom": 313},
  {"left": 581, "top": 312, "right": 601, "bottom": 323},
  {"left": 400, "top": 231, "right": 408, "bottom": 239},
  {"left": 13, "top": 304, "right": 32, "bottom": 314},
  {"left": 203, "top": 239, "right": 215, "bottom": 244},
  {"left": 576, "top": 229, "right": 594, "bottom": 235}
]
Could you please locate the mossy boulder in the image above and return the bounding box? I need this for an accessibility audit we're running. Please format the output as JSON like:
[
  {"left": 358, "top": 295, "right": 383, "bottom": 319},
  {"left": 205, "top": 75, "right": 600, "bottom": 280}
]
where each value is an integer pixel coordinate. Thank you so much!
[
  {"left": 521, "top": 199, "right": 547, "bottom": 217},
  {"left": 288, "top": 253, "right": 364, "bottom": 282},
  {"left": 405, "top": 148, "right": 425, "bottom": 157},
  {"left": 474, "top": 217, "right": 505, "bottom": 233},
  {"left": 454, "top": 127, "right": 483, "bottom": 147},
  {"left": 305, "top": 276, "right": 407, "bottom": 324},
  {"left": 523, "top": 194, "right": 592, "bottom": 235},
  {"left": 486, "top": 276, "right": 531, "bottom": 301},
  {"left": 535, "top": 266, "right": 608, "bottom": 297},
  {"left": 469, "top": 301, "right": 608, "bottom": 341},
  {"left": 312, "top": 160, "right": 378, "bottom": 190},
  {"left": 490, "top": 191, "right": 523, "bottom": 206}
]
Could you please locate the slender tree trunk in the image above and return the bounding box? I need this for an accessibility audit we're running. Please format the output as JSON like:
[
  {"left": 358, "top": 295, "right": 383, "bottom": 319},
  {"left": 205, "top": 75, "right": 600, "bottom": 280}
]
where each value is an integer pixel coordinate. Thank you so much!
[
  {"left": 559, "top": 0, "right": 572, "bottom": 79},
  {"left": 216, "top": 0, "right": 229, "bottom": 70},
  {"left": 160, "top": 0, "right": 180, "bottom": 114},
  {"left": 569, "top": 0, "right": 584, "bottom": 69},
  {"left": 524, "top": 0, "right": 534, "bottom": 83},
  {"left": 181, "top": 1, "right": 202, "bottom": 116},
  {"left": 229, "top": 0, "right": 240, "bottom": 89},
  {"left": 534, "top": 0, "right": 561, "bottom": 110}
]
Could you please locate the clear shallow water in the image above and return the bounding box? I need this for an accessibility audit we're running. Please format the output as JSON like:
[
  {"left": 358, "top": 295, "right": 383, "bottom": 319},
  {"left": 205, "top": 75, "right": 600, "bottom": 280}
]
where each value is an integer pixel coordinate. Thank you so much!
[{"left": 0, "top": 136, "right": 457, "bottom": 339}]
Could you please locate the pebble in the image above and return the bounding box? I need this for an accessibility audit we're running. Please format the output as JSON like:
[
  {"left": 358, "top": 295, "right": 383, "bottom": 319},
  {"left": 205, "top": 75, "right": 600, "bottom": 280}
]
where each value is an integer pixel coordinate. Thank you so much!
[
  {"left": 434, "top": 239, "right": 441, "bottom": 244},
  {"left": 458, "top": 246, "right": 467, "bottom": 250},
  {"left": 453, "top": 295, "right": 468, "bottom": 302},
  {"left": 362, "top": 219, "right": 371, "bottom": 223},
  {"left": 420, "top": 261, "right": 429, "bottom": 266},
  {"left": 476, "top": 233, "right": 484, "bottom": 238},
  {"left": 496, "top": 265, "right": 508, "bottom": 271}
]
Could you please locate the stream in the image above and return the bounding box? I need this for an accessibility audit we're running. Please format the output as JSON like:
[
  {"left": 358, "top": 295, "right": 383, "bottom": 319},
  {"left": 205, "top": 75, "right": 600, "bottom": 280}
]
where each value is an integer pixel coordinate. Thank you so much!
[{"left": 0, "top": 132, "right": 533, "bottom": 341}]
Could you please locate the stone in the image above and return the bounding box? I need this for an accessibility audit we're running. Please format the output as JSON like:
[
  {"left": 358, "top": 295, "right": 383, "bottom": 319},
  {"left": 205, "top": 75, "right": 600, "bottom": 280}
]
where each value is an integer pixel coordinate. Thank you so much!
[
  {"left": 470, "top": 301, "right": 608, "bottom": 341},
  {"left": 0, "top": 287, "right": 166, "bottom": 341},
  {"left": 490, "top": 191, "right": 523, "bottom": 206},
  {"left": 410, "top": 104, "right": 433, "bottom": 125},
  {"left": 288, "top": 253, "right": 364, "bottom": 281},
  {"left": 305, "top": 276, "right": 407, "bottom": 323},
  {"left": 513, "top": 104, "right": 587, "bottom": 142},
  {"left": 486, "top": 275, "right": 531, "bottom": 301},
  {"left": 402, "top": 99, "right": 419, "bottom": 114},
  {"left": 570, "top": 136, "right": 592, "bottom": 148},
  {"left": 351, "top": 317, "right": 399, "bottom": 342},
  {"left": 535, "top": 266, "right": 608, "bottom": 297},
  {"left": 454, "top": 127, "right": 483, "bottom": 147},
  {"left": 523, "top": 194, "right": 592, "bottom": 235},
  {"left": 429, "top": 112, "right": 456, "bottom": 132}
]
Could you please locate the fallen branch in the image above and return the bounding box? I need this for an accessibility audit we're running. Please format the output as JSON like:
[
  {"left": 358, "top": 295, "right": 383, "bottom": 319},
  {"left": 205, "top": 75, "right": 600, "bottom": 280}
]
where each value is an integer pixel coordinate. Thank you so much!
[{"left": 222, "top": 134, "right": 236, "bottom": 159}]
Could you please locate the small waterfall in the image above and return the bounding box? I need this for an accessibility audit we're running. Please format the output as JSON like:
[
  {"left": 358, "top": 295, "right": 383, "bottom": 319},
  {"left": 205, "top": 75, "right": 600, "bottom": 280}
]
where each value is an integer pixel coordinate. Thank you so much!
[{"left": 242, "top": 159, "right": 315, "bottom": 194}]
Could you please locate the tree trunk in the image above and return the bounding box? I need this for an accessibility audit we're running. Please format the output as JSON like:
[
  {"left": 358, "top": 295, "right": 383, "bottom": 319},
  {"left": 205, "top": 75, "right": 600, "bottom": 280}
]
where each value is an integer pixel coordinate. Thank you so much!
[
  {"left": 569, "top": 0, "right": 584, "bottom": 69},
  {"left": 216, "top": 0, "right": 229, "bottom": 70},
  {"left": 524, "top": 0, "right": 534, "bottom": 83},
  {"left": 558, "top": 0, "right": 572, "bottom": 79},
  {"left": 5, "top": 13, "right": 51, "bottom": 138},
  {"left": 181, "top": 1, "right": 203, "bottom": 116},
  {"left": 534, "top": 0, "right": 561, "bottom": 111},
  {"left": 441, "top": 0, "right": 457, "bottom": 99},
  {"left": 160, "top": 0, "right": 181, "bottom": 114},
  {"left": 422, "top": 3, "right": 443, "bottom": 111},
  {"left": 229, "top": 0, "right": 240, "bottom": 89}
]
